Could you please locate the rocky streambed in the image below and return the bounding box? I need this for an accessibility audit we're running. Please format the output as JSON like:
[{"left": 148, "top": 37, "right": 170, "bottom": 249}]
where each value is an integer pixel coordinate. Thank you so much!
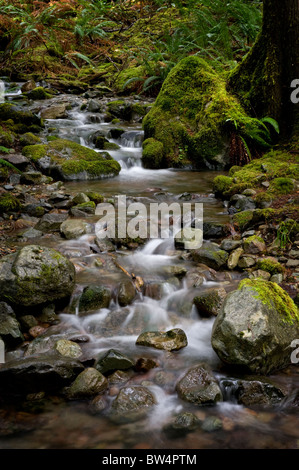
[{"left": 0, "top": 79, "right": 298, "bottom": 449}]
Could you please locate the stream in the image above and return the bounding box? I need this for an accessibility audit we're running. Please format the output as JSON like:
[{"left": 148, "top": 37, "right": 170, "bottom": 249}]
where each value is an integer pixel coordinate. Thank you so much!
[{"left": 0, "top": 84, "right": 298, "bottom": 449}]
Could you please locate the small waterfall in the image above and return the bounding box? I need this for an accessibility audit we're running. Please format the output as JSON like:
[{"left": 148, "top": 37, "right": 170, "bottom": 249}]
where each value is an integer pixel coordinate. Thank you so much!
[
  {"left": 0, "top": 81, "right": 5, "bottom": 103},
  {"left": 120, "top": 130, "right": 144, "bottom": 148}
]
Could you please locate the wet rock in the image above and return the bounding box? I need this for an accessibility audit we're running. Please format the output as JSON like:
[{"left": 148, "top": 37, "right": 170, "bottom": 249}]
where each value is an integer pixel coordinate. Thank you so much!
[
  {"left": 117, "top": 280, "right": 136, "bottom": 306},
  {"left": 70, "top": 201, "right": 96, "bottom": 216},
  {"left": 66, "top": 367, "right": 108, "bottom": 399},
  {"left": 0, "top": 354, "right": 84, "bottom": 394},
  {"left": 111, "top": 386, "right": 156, "bottom": 422},
  {"left": 211, "top": 279, "right": 299, "bottom": 374},
  {"left": 21, "top": 171, "right": 49, "bottom": 185},
  {"left": 60, "top": 219, "right": 93, "bottom": 239},
  {"left": 95, "top": 349, "right": 134, "bottom": 375},
  {"left": 40, "top": 104, "right": 67, "bottom": 120},
  {"left": 0, "top": 245, "right": 76, "bottom": 306},
  {"left": 19, "top": 227, "right": 43, "bottom": 239},
  {"left": 193, "top": 287, "right": 227, "bottom": 317},
  {"left": 191, "top": 242, "right": 228, "bottom": 270},
  {"left": 0, "top": 302, "right": 24, "bottom": 346},
  {"left": 136, "top": 328, "right": 188, "bottom": 351},
  {"left": 29, "top": 325, "right": 47, "bottom": 338},
  {"left": 236, "top": 377, "right": 286, "bottom": 406},
  {"left": 89, "top": 394, "right": 108, "bottom": 413},
  {"left": 79, "top": 285, "right": 111, "bottom": 312},
  {"left": 162, "top": 265, "right": 187, "bottom": 279},
  {"left": 227, "top": 247, "right": 244, "bottom": 270},
  {"left": 34, "top": 212, "right": 68, "bottom": 232},
  {"left": 54, "top": 339, "right": 82, "bottom": 359},
  {"left": 176, "top": 364, "right": 222, "bottom": 405},
  {"left": 19, "top": 314, "right": 38, "bottom": 331},
  {"left": 94, "top": 237, "right": 115, "bottom": 252},
  {"left": 135, "top": 357, "right": 159, "bottom": 373}
]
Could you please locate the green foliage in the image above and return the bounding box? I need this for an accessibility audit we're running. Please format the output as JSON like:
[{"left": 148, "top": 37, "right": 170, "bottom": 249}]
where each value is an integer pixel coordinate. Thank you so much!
[
  {"left": 277, "top": 220, "right": 298, "bottom": 249},
  {"left": 0, "top": 158, "right": 22, "bottom": 174}
]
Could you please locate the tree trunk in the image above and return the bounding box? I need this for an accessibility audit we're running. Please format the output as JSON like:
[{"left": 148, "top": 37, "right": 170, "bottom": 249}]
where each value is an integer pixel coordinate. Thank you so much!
[{"left": 228, "top": 0, "right": 299, "bottom": 140}]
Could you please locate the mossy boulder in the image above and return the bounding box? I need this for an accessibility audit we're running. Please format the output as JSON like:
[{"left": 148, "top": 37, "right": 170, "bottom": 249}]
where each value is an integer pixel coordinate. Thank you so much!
[
  {"left": 22, "top": 138, "right": 121, "bottom": 181},
  {"left": 0, "top": 126, "right": 15, "bottom": 147},
  {"left": 256, "top": 257, "right": 285, "bottom": 275},
  {"left": 26, "top": 86, "right": 52, "bottom": 100},
  {"left": 0, "top": 103, "right": 42, "bottom": 128},
  {"left": 211, "top": 279, "right": 299, "bottom": 374},
  {"left": 142, "top": 138, "right": 164, "bottom": 169},
  {"left": 0, "top": 245, "right": 76, "bottom": 307},
  {"left": 142, "top": 56, "right": 250, "bottom": 169}
]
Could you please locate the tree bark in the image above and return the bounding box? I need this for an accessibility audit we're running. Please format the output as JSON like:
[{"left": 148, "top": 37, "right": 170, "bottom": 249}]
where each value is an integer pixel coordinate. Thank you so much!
[{"left": 228, "top": 0, "right": 299, "bottom": 140}]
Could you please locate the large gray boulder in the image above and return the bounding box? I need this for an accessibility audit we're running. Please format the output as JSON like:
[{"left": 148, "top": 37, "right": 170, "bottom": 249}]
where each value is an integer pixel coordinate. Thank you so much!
[
  {"left": 211, "top": 279, "right": 299, "bottom": 374},
  {"left": 0, "top": 245, "right": 76, "bottom": 306},
  {"left": 190, "top": 242, "right": 228, "bottom": 270}
]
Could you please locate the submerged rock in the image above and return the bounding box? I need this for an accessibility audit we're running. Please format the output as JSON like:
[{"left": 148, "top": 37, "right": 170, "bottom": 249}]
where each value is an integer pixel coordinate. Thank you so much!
[
  {"left": 211, "top": 279, "right": 299, "bottom": 374},
  {"left": 0, "top": 245, "right": 76, "bottom": 307},
  {"left": 136, "top": 328, "right": 188, "bottom": 351},
  {"left": 79, "top": 285, "right": 111, "bottom": 312}
]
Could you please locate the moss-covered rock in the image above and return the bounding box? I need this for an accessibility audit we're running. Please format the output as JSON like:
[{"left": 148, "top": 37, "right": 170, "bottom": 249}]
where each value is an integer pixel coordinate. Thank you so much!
[
  {"left": 142, "top": 137, "right": 164, "bottom": 169},
  {"left": 142, "top": 56, "right": 250, "bottom": 169},
  {"left": 0, "top": 193, "right": 21, "bottom": 214},
  {"left": 19, "top": 132, "right": 41, "bottom": 147},
  {"left": 211, "top": 279, "right": 299, "bottom": 374},
  {"left": 256, "top": 257, "right": 285, "bottom": 275},
  {"left": 0, "top": 103, "right": 43, "bottom": 128},
  {"left": 0, "top": 245, "right": 76, "bottom": 307},
  {"left": 0, "top": 126, "right": 15, "bottom": 147},
  {"left": 26, "top": 86, "right": 52, "bottom": 100},
  {"left": 22, "top": 138, "right": 121, "bottom": 181}
]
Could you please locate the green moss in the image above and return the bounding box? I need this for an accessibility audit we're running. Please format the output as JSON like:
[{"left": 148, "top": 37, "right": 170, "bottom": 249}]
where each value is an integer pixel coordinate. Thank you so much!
[
  {"left": 22, "top": 144, "right": 47, "bottom": 162},
  {"left": 254, "top": 192, "right": 272, "bottom": 207},
  {"left": 19, "top": 132, "right": 41, "bottom": 147},
  {"left": 0, "top": 126, "right": 15, "bottom": 147},
  {"left": 256, "top": 258, "right": 285, "bottom": 275},
  {"left": 239, "top": 279, "right": 299, "bottom": 325},
  {"left": 114, "top": 65, "right": 145, "bottom": 93},
  {"left": 233, "top": 210, "right": 254, "bottom": 231},
  {"left": 243, "top": 235, "right": 265, "bottom": 246},
  {"left": 142, "top": 138, "right": 164, "bottom": 169},
  {"left": 0, "top": 103, "right": 42, "bottom": 127},
  {"left": 269, "top": 177, "right": 295, "bottom": 195},
  {"left": 143, "top": 56, "right": 249, "bottom": 169},
  {"left": 103, "top": 142, "right": 120, "bottom": 150},
  {"left": 61, "top": 159, "right": 120, "bottom": 177},
  {"left": 85, "top": 192, "right": 104, "bottom": 204},
  {"left": 26, "top": 87, "right": 52, "bottom": 100},
  {"left": 0, "top": 194, "right": 21, "bottom": 213},
  {"left": 223, "top": 182, "right": 252, "bottom": 198},
  {"left": 212, "top": 175, "right": 233, "bottom": 197}
]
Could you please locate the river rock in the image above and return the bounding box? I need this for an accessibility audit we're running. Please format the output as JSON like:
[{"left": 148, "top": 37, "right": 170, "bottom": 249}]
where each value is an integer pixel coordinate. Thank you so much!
[
  {"left": 111, "top": 385, "right": 156, "bottom": 422},
  {"left": 40, "top": 104, "right": 67, "bottom": 120},
  {"left": 163, "top": 412, "right": 200, "bottom": 437},
  {"left": 0, "top": 354, "right": 84, "bottom": 394},
  {"left": 238, "top": 255, "right": 256, "bottom": 268},
  {"left": 203, "top": 222, "right": 229, "bottom": 239},
  {"left": 174, "top": 228, "right": 203, "bottom": 250},
  {"left": 71, "top": 192, "right": 90, "bottom": 204},
  {"left": 0, "top": 245, "right": 76, "bottom": 306},
  {"left": 21, "top": 80, "right": 36, "bottom": 93},
  {"left": 211, "top": 279, "right": 299, "bottom": 374},
  {"left": 229, "top": 194, "right": 256, "bottom": 211},
  {"left": 79, "top": 285, "right": 111, "bottom": 312},
  {"left": 54, "top": 339, "right": 82, "bottom": 359},
  {"left": 190, "top": 242, "right": 228, "bottom": 270},
  {"left": 95, "top": 349, "right": 135, "bottom": 375},
  {"left": 60, "top": 219, "right": 93, "bottom": 239},
  {"left": 0, "top": 302, "right": 24, "bottom": 346},
  {"left": 117, "top": 280, "right": 136, "bottom": 306},
  {"left": 236, "top": 377, "right": 286, "bottom": 406},
  {"left": 66, "top": 367, "right": 108, "bottom": 399},
  {"left": 34, "top": 213, "right": 68, "bottom": 232},
  {"left": 220, "top": 239, "right": 242, "bottom": 252},
  {"left": 227, "top": 247, "right": 244, "bottom": 270},
  {"left": 243, "top": 235, "right": 266, "bottom": 254},
  {"left": 193, "top": 287, "right": 227, "bottom": 317},
  {"left": 175, "top": 364, "right": 223, "bottom": 405},
  {"left": 136, "top": 328, "right": 188, "bottom": 351}
]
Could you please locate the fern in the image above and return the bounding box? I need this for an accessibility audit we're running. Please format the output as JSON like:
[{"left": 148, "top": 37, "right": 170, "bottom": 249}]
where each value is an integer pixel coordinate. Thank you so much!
[{"left": 0, "top": 158, "right": 22, "bottom": 174}]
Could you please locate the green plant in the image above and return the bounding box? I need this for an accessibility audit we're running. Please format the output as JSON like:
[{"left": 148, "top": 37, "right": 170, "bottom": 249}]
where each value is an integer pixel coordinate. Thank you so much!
[
  {"left": 277, "top": 220, "right": 296, "bottom": 250},
  {"left": 0, "top": 158, "right": 22, "bottom": 174}
]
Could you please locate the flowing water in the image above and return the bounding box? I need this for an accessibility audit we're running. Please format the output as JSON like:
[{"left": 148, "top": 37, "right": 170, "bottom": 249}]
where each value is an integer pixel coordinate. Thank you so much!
[{"left": 0, "top": 90, "right": 298, "bottom": 450}]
